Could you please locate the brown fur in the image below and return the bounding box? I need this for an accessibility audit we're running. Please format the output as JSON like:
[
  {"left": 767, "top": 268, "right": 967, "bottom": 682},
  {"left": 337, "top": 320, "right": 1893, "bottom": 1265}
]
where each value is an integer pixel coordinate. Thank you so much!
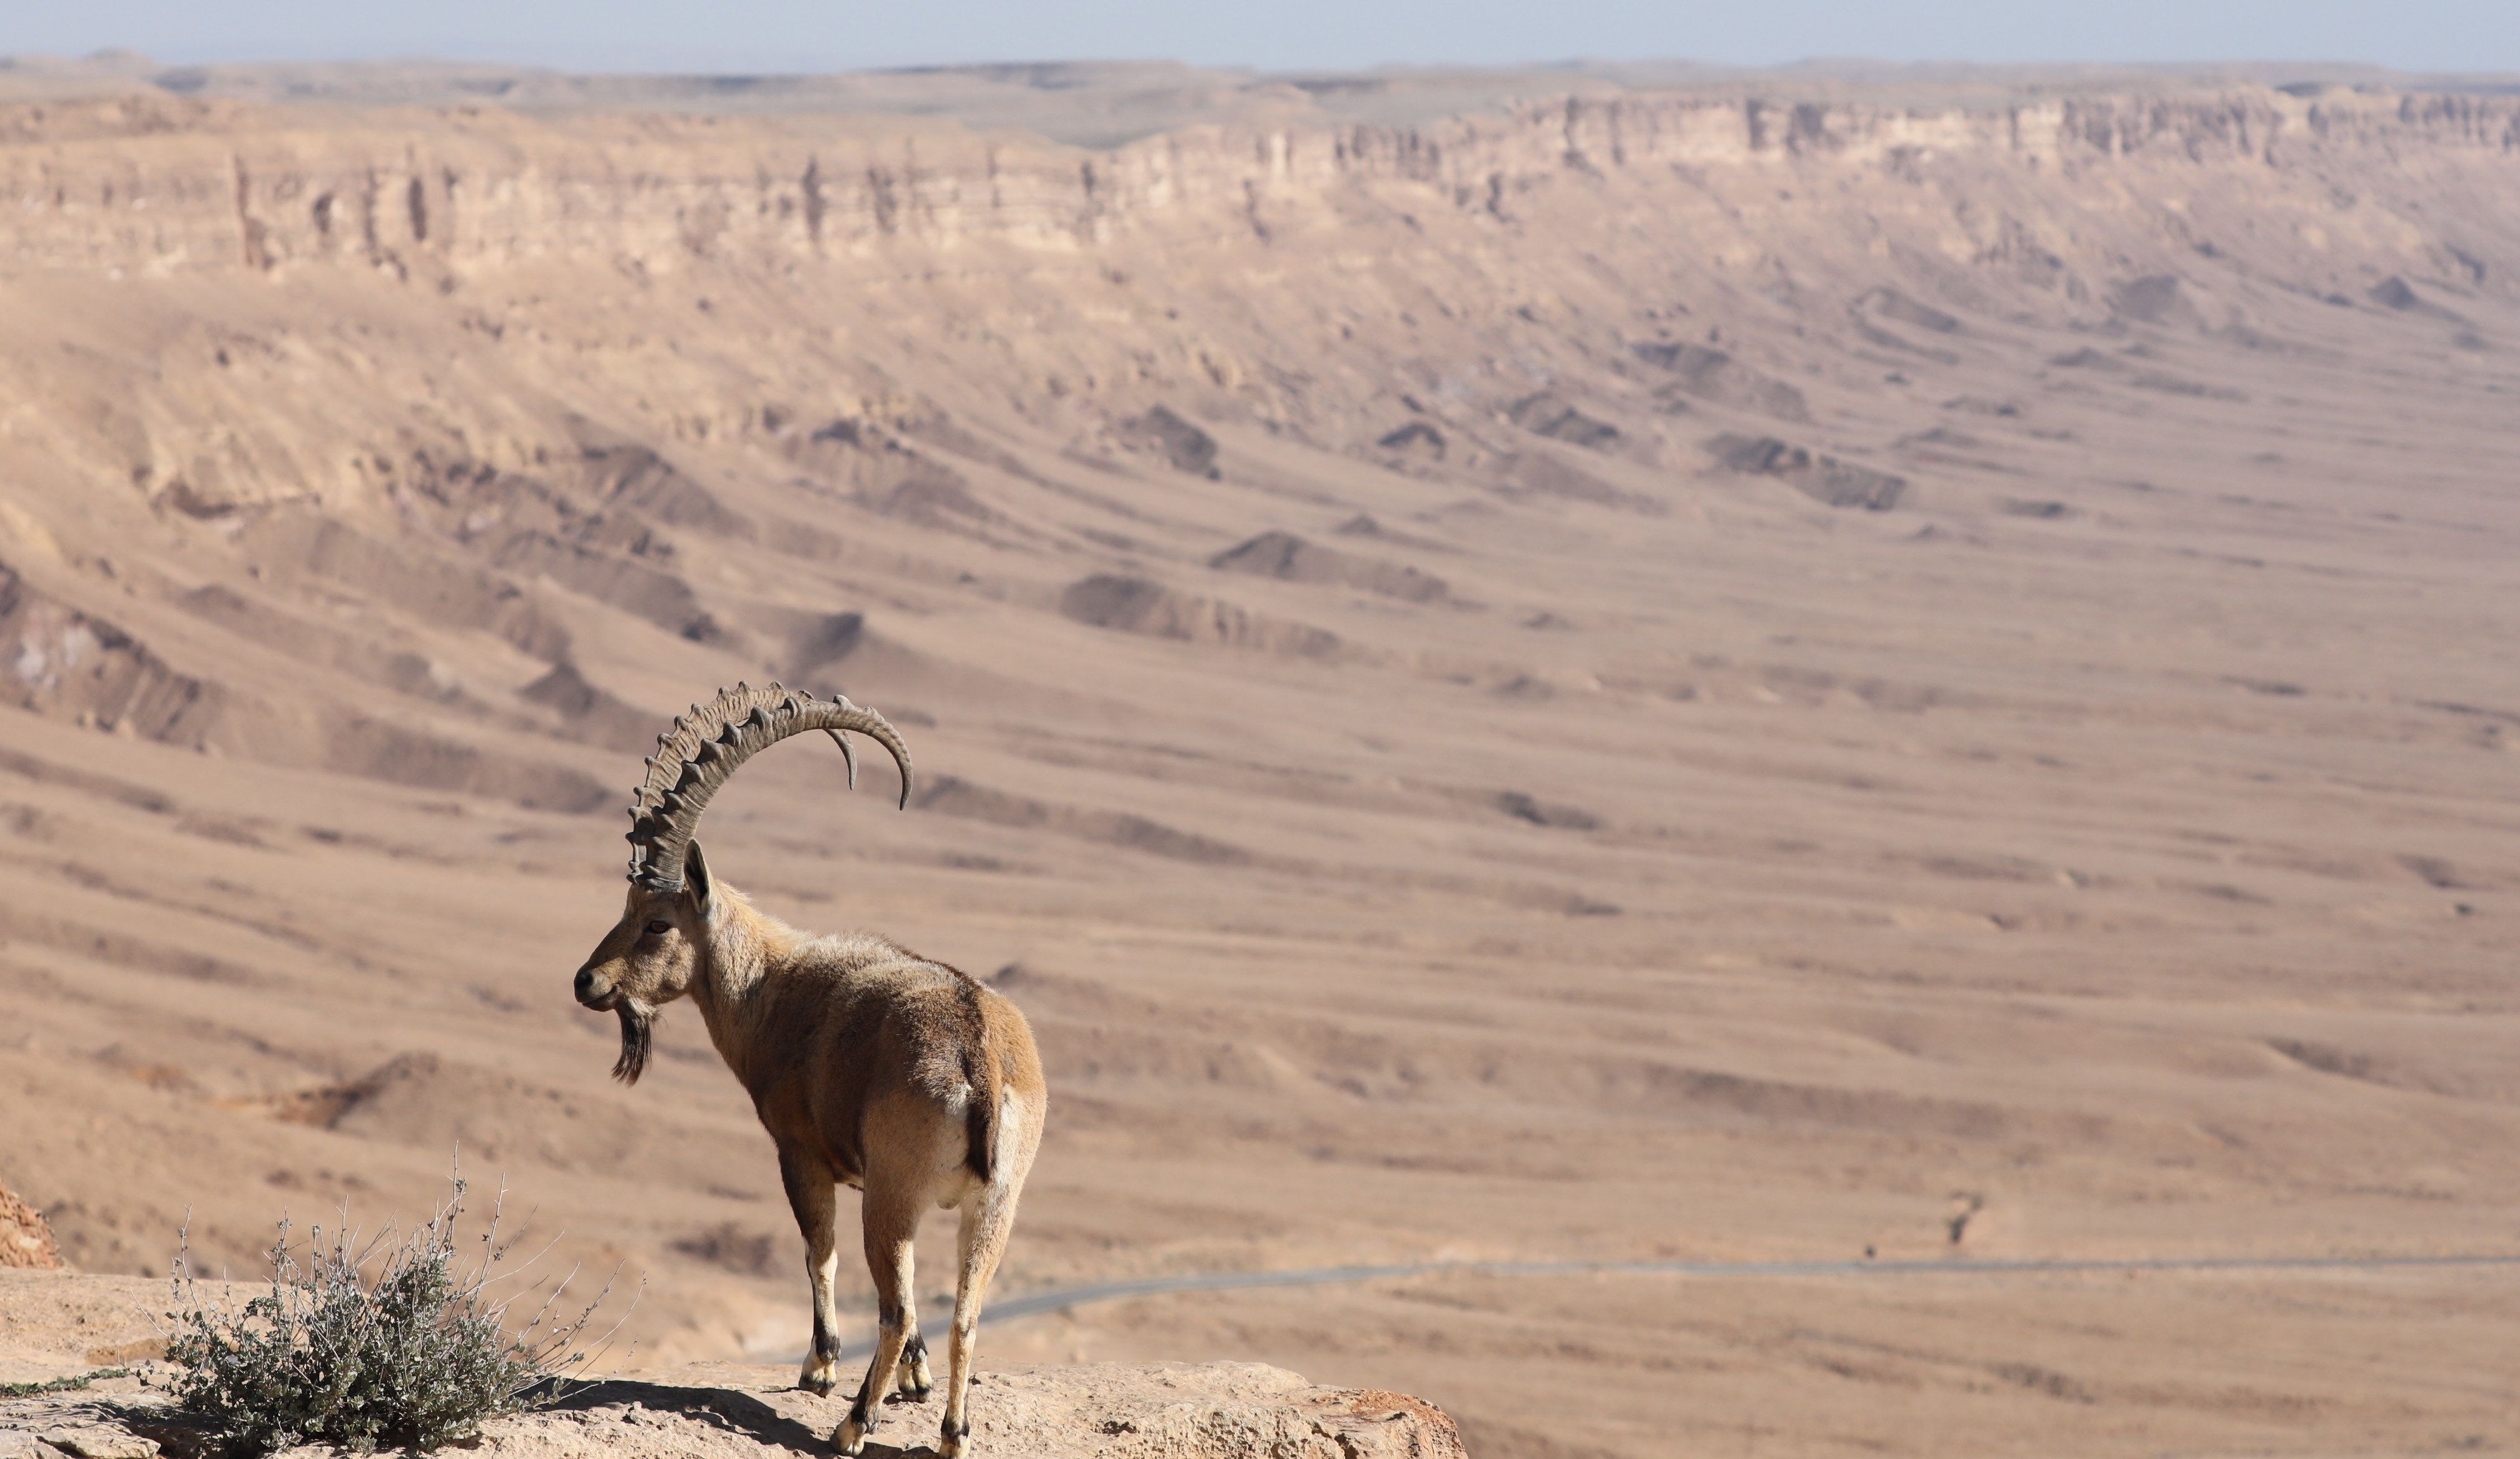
[{"left": 574, "top": 840, "right": 1046, "bottom": 1458}]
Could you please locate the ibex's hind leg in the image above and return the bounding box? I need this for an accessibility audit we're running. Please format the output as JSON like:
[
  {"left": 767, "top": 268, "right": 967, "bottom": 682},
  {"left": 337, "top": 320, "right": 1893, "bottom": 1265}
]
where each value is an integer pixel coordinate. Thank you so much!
[
  {"left": 777, "top": 1147, "right": 845, "bottom": 1396},
  {"left": 937, "top": 1180, "right": 1022, "bottom": 1459},
  {"left": 893, "top": 1327, "right": 934, "bottom": 1403},
  {"left": 834, "top": 1188, "right": 920, "bottom": 1456}
]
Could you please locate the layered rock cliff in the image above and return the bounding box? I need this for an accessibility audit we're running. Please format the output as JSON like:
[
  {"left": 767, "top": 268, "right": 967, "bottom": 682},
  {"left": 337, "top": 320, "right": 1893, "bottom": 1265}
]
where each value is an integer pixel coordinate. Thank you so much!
[{"left": 4, "top": 88, "right": 2514, "bottom": 283}]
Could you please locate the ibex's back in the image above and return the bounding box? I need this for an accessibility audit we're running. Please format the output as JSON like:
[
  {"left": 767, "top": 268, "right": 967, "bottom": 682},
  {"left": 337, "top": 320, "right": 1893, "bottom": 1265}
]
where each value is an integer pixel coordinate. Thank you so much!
[
  {"left": 743, "top": 926, "right": 1045, "bottom": 1192},
  {"left": 570, "top": 684, "right": 1046, "bottom": 1459}
]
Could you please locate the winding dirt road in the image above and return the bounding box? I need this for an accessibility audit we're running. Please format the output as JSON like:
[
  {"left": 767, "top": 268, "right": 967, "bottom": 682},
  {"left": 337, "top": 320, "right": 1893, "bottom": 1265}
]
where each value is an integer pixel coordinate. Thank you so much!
[{"left": 831, "top": 1251, "right": 2520, "bottom": 1360}]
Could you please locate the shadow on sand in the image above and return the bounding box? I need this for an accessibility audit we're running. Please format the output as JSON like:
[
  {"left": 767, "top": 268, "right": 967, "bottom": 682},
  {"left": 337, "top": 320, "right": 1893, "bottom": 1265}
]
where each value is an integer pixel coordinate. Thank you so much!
[
  {"left": 546, "top": 1375, "right": 930, "bottom": 1456},
  {"left": 35, "top": 1375, "right": 912, "bottom": 1458}
]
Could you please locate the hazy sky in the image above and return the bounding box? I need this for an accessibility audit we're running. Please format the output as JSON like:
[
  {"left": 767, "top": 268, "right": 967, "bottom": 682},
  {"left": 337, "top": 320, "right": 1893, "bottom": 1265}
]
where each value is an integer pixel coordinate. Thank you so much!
[{"left": 9, "top": 1, "right": 2516, "bottom": 75}]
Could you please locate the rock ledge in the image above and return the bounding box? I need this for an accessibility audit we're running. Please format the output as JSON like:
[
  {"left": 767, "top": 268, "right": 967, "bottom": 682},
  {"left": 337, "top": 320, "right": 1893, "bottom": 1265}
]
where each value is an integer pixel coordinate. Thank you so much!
[{"left": 4, "top": 1359, "right": 1464, "bottom": 1459}]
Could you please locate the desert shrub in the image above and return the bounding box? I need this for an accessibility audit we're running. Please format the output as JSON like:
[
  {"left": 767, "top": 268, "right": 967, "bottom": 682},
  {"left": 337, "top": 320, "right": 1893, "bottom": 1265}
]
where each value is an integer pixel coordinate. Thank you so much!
[{"left": 158, "top": 1177, "right": 624, "bottom": 1455}]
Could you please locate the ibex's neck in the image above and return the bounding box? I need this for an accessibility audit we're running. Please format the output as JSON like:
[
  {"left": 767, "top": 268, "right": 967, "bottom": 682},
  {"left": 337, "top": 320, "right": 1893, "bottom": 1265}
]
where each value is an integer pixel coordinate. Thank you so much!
[{"left": 688, "top": 886, "right": 805, "bottom": 1088}]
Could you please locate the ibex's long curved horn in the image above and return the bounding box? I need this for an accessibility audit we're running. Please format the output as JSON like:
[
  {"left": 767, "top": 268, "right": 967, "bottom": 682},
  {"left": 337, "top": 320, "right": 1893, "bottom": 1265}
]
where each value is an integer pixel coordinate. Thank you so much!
[{"left": 623, "top": 681, "right": 912, "bottom": 892}]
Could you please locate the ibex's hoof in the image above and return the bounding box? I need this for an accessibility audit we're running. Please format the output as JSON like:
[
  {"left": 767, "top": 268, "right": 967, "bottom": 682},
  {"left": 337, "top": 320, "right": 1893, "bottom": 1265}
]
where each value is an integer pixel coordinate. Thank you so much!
[
  {"left": 894, "top": 1336, "right": 934, "bottom": 1401},
  {"left": 937, "top": 1416, "right": 972, "bottom": 1459},
  {"left": 835, "top": 1395, "right": 881, "bottom": 1455},
  {"left": 889, "top": 1351, "right": 933, "bottom": 1403},
  {"left": 797, "top": 1364, "right": 838, "bottom": 1398}
]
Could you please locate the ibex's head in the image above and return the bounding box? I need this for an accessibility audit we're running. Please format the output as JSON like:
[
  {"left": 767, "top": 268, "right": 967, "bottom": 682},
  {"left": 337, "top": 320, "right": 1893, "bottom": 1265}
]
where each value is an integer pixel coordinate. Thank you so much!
[{"left": 573, "top": 681, "right": 912, "bottom": 1084}]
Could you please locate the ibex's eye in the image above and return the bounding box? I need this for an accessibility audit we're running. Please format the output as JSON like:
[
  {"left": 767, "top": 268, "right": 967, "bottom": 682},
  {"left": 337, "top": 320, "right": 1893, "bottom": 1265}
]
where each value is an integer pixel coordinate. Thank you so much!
[{"left": 644, "top": 920, "right": 672, "bottom": 937}]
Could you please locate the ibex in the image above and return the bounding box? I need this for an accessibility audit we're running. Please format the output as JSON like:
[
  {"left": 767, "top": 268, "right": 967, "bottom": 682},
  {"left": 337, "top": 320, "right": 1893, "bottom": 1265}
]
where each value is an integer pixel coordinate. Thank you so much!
[{"left": 571, "top": 683, "right": 1045, "bottom": 1458}]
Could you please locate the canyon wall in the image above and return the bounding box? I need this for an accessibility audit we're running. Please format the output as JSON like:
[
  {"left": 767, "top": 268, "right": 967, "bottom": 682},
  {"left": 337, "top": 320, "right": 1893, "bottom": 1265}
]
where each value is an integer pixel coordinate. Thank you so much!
[{"left": 3, "top": 89, "right": 2514, "bottom": 285}]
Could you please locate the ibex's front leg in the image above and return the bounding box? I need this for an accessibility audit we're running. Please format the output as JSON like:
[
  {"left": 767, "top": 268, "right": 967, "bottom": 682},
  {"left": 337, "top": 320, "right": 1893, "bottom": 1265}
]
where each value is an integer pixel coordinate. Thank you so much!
[{"left": 778, "top": 1146, "right": 846, "bottom": 1396}]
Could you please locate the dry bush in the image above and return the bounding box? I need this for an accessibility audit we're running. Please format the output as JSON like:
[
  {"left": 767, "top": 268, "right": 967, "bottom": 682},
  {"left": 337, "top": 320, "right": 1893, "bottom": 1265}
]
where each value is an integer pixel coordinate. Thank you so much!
[{"left": 158, "top": 1176, "right": 627, "bottom": 1455}]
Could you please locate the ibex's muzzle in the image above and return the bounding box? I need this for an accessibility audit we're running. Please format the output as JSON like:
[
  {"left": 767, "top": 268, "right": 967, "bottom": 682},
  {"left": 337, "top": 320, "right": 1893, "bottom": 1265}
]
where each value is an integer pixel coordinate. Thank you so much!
[{"left": 574, "top": 965, "right": 614, "bottom": 1007}]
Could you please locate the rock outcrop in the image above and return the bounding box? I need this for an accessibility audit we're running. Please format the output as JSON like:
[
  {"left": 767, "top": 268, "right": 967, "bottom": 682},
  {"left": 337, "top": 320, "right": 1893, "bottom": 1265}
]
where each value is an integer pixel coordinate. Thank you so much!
[
  {"left": 1209, "top": 531, "right": 1450, "bottom": 603},
  {"left": 3, "top": 1271, "right": 1462, "bottom": 1456},
  {"left": 1705, "top": 433, "right": 1908, "bottom": 511},
  {"left": 1060, "top": 574, "right": 1343, "bottom": 659},
  {"left": 0, "top": 1184, "right": 63, "bottom": 1273}
]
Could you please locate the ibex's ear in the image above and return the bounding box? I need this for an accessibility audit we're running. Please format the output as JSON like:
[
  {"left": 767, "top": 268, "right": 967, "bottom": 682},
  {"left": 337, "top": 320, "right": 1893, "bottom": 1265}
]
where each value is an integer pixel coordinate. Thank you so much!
[{"left": 681, "top": 840, "right": 716, "bottom": 924}]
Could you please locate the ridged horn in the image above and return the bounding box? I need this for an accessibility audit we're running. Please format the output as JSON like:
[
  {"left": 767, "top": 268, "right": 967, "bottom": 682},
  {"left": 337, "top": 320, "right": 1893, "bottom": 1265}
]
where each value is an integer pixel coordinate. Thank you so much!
[{"left": 622, "top": 681, "right": 913, "bottom": 891}]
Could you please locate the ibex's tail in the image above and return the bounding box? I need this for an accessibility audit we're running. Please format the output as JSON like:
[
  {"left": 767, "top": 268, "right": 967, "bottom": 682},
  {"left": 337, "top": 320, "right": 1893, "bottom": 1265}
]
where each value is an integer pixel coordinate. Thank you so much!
[{"left": 959, "top": 977, "right": 1002, "bottom": 1183}]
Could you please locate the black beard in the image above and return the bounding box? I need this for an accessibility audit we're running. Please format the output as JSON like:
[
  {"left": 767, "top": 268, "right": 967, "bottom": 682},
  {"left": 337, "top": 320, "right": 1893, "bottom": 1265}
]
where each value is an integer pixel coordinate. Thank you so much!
[{"left": 612, "top": 1001, "right": 656, "bottom": 1084}]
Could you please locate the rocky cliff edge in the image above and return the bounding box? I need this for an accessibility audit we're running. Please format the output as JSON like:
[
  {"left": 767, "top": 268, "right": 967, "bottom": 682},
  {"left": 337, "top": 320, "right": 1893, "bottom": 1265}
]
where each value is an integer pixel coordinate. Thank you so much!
[{"left": 1, "top": 1271, "right": 1464, "bottom": 1458}]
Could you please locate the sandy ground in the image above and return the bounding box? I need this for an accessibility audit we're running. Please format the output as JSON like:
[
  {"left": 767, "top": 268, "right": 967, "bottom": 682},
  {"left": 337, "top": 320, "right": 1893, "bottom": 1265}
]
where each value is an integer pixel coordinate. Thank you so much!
[{"left": 0, "top": 66, "right": 2514, "bottom": 1456}]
